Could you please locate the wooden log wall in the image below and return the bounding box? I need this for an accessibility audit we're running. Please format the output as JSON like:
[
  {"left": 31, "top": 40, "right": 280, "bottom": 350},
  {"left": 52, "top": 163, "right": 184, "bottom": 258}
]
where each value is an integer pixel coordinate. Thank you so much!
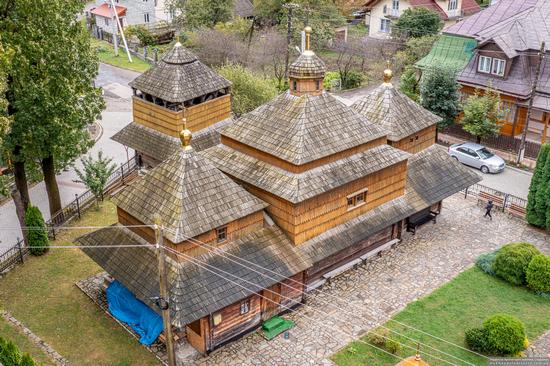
[
  {"left": 307, "top": 226, "right": 392, "bottom": 282},
  {"left": 133, "top": 95, "right": 231, "bottom": 137},
  {"left": 242, "top": 161, "right": 407, "bottom": 245},
  {"left": 280, "top": 272, "right": 305, "bottom": 308},
  {"left": 117, "top": 208, "right": 264, "bottom": 260},
  {"left": 186, "top": 317, "right": 209, "bottom": 354},
  {"left": 390, "top": 125, "right": 437, "bottom": 154},
  {"left": 210, "top": 295, "right": 262, "bottom": 348},
  {"left": 289, "top": 77, "right": 324, "bottom": 96},
  {"left": 221, "top": 135, "right": 387, "bottom": 173}
]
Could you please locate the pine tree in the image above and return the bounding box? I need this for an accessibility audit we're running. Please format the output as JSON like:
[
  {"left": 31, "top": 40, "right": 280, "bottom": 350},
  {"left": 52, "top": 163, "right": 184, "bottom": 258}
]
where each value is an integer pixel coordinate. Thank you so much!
[
  {"left": 24, "top": 205, "right": 49, "bottom": 255},
  {"left": 0, "top": 336, "right": 22, "bottom": 366},
  {"left": 527, "top": 143, "right": 550, "bottom": 226},
  {"left": 534, "top": 149, "right": 550, "bottom": 229},
  {"left": 20, "top": 353, "right": 39, "bottom": 366}
]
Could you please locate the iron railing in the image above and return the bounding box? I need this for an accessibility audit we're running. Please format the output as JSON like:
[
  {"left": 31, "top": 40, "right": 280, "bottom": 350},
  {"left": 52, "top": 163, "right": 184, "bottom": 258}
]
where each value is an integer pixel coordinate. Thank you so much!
[
  {"left": 461, "top": 183, "right": 528, "bottom": 216},
  {"left": 0, "top": 238, "right": 28, "bottom": 274}
]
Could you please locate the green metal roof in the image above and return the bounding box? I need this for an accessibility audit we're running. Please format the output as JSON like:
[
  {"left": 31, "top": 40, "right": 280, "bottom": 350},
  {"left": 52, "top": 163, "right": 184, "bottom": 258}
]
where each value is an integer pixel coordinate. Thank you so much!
[{"left": 416, "top": 35, "right": 477, "bottom": 71}]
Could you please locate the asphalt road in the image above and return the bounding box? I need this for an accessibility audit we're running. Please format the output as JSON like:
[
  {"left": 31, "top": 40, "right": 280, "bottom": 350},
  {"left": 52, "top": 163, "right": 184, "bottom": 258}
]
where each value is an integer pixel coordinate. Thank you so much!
[
  {"left": 0, "top": 63, "right": 137, "bottom": 253},
  {"left": 467, "top": 165, "right": 532, "bottom": 200}
]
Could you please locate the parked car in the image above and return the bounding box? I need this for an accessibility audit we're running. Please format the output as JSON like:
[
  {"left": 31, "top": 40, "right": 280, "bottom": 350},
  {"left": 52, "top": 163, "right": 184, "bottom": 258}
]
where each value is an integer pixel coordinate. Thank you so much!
[{"left": 448, "top": 142, "right": 506, "bottom": 174}]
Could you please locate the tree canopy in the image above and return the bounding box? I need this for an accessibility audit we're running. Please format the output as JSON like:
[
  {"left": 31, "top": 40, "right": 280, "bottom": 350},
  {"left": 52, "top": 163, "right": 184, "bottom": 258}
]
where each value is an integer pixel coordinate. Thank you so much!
[
  {"left": 1, "top": 0, "right": 104, "bottom": 214},
  {"left": 183, "top": 0, "right": 235, "bottom": 29},
  {"left": 75, "top": 151, "right": 117, "bottom": 204},
  {"left": 420, "top": 65, "right": 460, "bottom": 130},
  {"left": 460, "top": 88, "right": 502, "bottom": 143},
  {"left": 394, "top": 8, "right": 443, "bottom": 38}
]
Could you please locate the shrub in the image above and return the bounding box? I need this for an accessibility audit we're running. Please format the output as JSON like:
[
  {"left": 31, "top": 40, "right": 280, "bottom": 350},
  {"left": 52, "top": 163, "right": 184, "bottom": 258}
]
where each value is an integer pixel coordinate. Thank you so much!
[
  {"left": 340, "top": 70, "right": 364, "bottom": 90},
  {"left": 366, "top": 327, "right": 390, "bottom": 347},
  {"left": 323, "top": 71, "right": 341, "bottom": 91},
  {"left": 0, "top": 336, "right": 22, "bottom": 366},
  {"left": 24, "top": 205, "right": 49, "bottom": 256},
  {"left": 483, "top": 314, "right": 527, "bottom": 355},
  {"left": 493, "top": 243, "right": 541, "bottom": 286},
  {"left": 476, "top": 251, "right": 499, "bottom": 276},
  {"left": 465, "top": 327, "right": 491, "bottom": 353},
  {"left": 125, "top": 25, "right": 156, "bottom": 46},
  {"left": 526, "top": 254, "right": 550, "bottom": 293},
  {"left": 385, "top": 338, "right": 402, "bottom": 354}
]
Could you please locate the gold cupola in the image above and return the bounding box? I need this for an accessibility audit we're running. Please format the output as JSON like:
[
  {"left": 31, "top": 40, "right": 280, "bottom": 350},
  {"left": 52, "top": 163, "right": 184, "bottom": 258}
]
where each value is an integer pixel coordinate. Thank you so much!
[{"left": 288, "top": 26, "right": 327, "bottom": 96}]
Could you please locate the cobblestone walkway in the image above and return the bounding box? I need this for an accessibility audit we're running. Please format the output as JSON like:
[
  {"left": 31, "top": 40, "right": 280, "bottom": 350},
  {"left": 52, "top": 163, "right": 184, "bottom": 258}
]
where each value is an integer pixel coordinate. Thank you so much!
[{"left": 197, "top": 194, "right": 549, "bottom": 366}]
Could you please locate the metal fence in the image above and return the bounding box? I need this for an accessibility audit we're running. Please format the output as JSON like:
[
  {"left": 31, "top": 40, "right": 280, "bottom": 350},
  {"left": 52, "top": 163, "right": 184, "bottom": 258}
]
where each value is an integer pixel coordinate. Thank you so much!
[
  {"left": 443, "top": 124, "right": 542, "bottom": 160},
  {"left": 0, "top": 157, "right": 137, "bottom": 273},
  {"left": 461, "top": 183, "right": 528, "bottom": 217}
]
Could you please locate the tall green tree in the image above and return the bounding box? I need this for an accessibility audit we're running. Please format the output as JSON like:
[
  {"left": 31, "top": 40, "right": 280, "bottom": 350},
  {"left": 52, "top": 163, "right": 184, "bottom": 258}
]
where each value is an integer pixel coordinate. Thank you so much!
[
  {"left": 1, "top": 0, "right": 105, "bottom": 215},
  {"left": 74, "top": 151, "right": 117, "bottom": 205},
  {"left": 0, "top": 41, "right": 13, "bottom": 147},
  {"left": 184, "top": 0, "right": 234, "bottom": 29},
  {"left": 460, "top": 88, "right": 502, "bottom": 143},
  {"left": 526, "top": 143, "right": 550, "bottom": 227},
  {"left": 24, "top": 205, "right": 49, "bottom": 255},
  {"left": 420, "top": 65, "right": 460, "bottom": 130},
  {"left": 394, "top": 8, "right": 443, "bottom": 38},
  {"left": 535, "top": 150, "right": 550, "bottom": 230}
]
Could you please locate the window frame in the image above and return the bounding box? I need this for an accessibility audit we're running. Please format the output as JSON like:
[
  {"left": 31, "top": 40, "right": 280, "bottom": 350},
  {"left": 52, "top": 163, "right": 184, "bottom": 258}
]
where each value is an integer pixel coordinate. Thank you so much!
[
  {"left": 380, "top": 18, "right": 391, "bottom": 33},
  {"left": 240, "top": 299, "right": 250, "bottom": 315},
  {"left": 144, "top": 12, "right": 150, "bottom": 23},
  {"left": 478, "top": 55, "right": 492, "bottom": 73},
  {"left": 448, "top": 0, "right": 458, "bottom": 11},
  {"left": 216, "top": 226, "right": 228, "bottom": 243},
  {"left": 347, "top": 189, "right": 368, "bottom": 210},
  {"left": 491, "top": 58, "right": 506, "bottom": 76},
  {"left": 392, "top": 0, "right": 399, "bottom": 10}
]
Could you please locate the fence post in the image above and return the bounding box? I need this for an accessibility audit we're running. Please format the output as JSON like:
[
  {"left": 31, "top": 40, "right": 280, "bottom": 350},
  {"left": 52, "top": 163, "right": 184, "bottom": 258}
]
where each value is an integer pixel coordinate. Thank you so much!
[
  {"left": 154, "top": 48, "right": 158, "bottom": 63},
  {"left": 464, "top": 187, "right": 468, "bottom": 199},
  {"left": 121, "top": 165, "right": 125, "bottom": 185},
  {"left": 17, "top": 238, "right": 24, "bottom": 264},
  {"left": 50, "top": 224, "right": 56, "bottom": 241},
  {"left": 75, "top": 193, "right": 81, "bottom": 219},
  {"left": 503, "top": 194, "right": 508, "bottom": 212}
]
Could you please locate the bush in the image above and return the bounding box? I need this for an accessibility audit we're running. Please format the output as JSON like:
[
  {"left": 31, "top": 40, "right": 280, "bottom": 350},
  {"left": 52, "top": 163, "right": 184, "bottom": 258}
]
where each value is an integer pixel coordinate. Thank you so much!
[
  {"left": 385, "top": 338, "right": 402, "bottom": 354},
  {"left": 125, "top": 25, "right": 156, "bottom": 46},
  {"left": 483, "top": 314, "right": 527, "bottom": 355},
  {"left": 476, "top": 251, "right": 499, "bottom": 276},
  {"left": 340, "top": 70, "right": 364, "bottom": 90},
  {"left": 323, "top": 71, "right": 341, "bottom": 91},
  {"left": 526, "top": 254, "right": 550, "bottom": 293},
  {"left": 493, "top": 243, "right": 541, "bottom": 285},
  {"left": 465, "top": 327, "right": 491, "bottom": 353},
  {"left": 0, "top": 336, "right": 38, "bottom": 366},
  {"left": 366, "top": 327, "right": 390, "bottom": 347},
  {"left": 24, "top": 205, "right": 49, "bottom": 256}
]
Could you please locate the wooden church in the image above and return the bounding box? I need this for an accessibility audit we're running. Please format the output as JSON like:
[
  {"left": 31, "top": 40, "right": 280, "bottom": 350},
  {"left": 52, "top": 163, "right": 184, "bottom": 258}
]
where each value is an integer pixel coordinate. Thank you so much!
[{"left": 78, "top": 29, "right": 480, "bottom": 355}]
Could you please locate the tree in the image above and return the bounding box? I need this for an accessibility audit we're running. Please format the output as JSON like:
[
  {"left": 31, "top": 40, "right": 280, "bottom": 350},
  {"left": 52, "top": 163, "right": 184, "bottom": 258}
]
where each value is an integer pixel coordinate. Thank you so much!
[
  {"left": 526, "top": 143, "right": 550, "bottom": 227},
  {"left": 460, "top": 88, "right": 502, "bottom": 143},
  {"left": 394, "top": 35, "right": 439, "bottom": 70},
  {"left": 400, "top": 66, "right": 419, "bottom": 102},
  {"left": 420, "top": 65, "right": 460, "bottom": 130},
  {"left": 24, "top": 205, "right": 48, "bottom": 255},
  {"left": 217, "top": 64, "right": 278, "bottom": 116},
  {"left": 534, "top": 150, "right": 550, "bottom": 230},
  {"left": 394, "top": 8, "right": 443, "bottom": 38},
  {"left": 74, "top": 151, "right": 117, "bottom": 205},
  {"left": 0, "top": 41, "right": 13, "bottom": 147},
  {"left": 184, "top": 0, "right": 234, "bottom": 29},
  {"left": 1, "top": 0, "right": 104, "bottom": 216}
]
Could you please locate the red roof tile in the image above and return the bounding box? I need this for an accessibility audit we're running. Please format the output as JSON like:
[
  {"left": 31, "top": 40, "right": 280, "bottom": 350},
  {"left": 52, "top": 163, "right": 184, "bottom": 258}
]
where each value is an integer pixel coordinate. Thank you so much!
[
  {"left": 410, "top": 0, "right": 448, "bottom": 20},
  {"left": 461, "top": 0, "right": 482, "bottom": 16},
  {"left": 90, "top": 3, "right": 126, "bottom": 18}
]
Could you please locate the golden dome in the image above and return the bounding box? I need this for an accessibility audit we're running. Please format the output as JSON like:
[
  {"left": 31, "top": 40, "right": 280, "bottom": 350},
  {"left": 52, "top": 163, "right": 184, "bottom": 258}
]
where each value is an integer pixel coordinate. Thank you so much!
[
  {"left": 383, "top": 67, "right": 393, "bottom": 84},
  {"left": 180, "top": 119, "right": 192, "bottom": 150}
]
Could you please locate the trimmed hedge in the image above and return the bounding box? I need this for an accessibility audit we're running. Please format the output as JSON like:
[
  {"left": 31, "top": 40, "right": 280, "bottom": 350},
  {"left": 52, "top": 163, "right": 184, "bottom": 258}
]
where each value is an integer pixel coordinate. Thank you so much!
[
  {"left": 24, "top": 205, "right": 49, "bottom": 256},
  {"left": 465, "top": 314, "right": 527, "bottom": 356},
  {"left": 493, "top": 243, "right": 541, "bottom": 285},
  {"left": 483, "top": 314, "right": 527, "bottom": 355},
  {"left": 526, "top": 254, "right": 550, "bottom": 294},
  {"left": 476, "top": 251, "right": 499, "bottom": 276}
]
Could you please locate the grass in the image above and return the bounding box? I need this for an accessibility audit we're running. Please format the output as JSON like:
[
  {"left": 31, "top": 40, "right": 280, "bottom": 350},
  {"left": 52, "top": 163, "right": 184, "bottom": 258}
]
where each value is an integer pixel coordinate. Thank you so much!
[
  {"left": 332, "top": 267, "right": 550, "bottom": 366},
  {"left": 0, "top": 318, "right": 55, "bottom": 365},
  {"left": 91, "top": 38, "right": 151, "bottom": 73},
  {"left": 0, "top": 200, "right": 160, "bottom": 366}
]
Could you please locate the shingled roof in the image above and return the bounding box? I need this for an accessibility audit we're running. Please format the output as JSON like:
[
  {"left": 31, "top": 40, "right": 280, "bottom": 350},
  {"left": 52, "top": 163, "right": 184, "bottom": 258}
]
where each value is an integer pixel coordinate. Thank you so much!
[
  {"left": 221, "top": 91, "right": 386, "bottom": 165},
  {"left": 78, "top": 225, "right": 311, "bottom": 327},
  {"left": 129, "top": 43, "right": 232, "bottom": 103},
  {"left": 201, "top": 143, "right": 409, "bottom": 203},
  {"left": 112, "top": 135, "right": 267, "bottom": 242},
  {"left": 111, "top": 118, "right": 232, "bottom": 162},
  {"left": 351, "top": 81, "right": 441, "bottom": 142},
  {"left": 289, "top": 50, "right": 326, "bottom": 79}
]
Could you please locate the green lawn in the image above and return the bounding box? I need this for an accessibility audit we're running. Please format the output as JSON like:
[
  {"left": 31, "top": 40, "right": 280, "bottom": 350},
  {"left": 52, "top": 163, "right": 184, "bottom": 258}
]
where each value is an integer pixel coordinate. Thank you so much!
[
  {"left": 0, "top": 200, "right": 160, "bottom": 366},
  {"left": 91, "top": 39, "right": 151, "bottom": 73},
  {"left": 332, "top": 267, "right": 550, "bottom": 366}
]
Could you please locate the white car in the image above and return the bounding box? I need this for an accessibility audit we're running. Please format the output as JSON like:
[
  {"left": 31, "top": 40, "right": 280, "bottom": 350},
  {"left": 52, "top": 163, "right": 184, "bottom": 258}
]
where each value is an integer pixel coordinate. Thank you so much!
[{"left": 448, "top": 142, "right": 506, "bottom": 174}]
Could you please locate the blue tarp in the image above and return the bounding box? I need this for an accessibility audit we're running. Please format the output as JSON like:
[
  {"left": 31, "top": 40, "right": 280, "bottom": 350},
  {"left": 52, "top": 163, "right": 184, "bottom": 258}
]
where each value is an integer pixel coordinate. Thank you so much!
[{"left": 106, "top": 281, "right": 164, "bottom": 345}]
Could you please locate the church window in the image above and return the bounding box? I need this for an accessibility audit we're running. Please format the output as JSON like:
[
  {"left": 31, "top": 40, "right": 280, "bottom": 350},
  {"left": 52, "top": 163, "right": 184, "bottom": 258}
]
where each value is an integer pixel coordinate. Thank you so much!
[
  {"left": 347, "top": 189, "right": 368, "bottom": 209},
  {"left": 240, "top": 299, "right": 250, "bottom": 315},
  {"left": 216, "top": 226, "right": 228, "bottom": 243},
  {"left": 293, "top": 80, "right": 297, "bottom": 91}
]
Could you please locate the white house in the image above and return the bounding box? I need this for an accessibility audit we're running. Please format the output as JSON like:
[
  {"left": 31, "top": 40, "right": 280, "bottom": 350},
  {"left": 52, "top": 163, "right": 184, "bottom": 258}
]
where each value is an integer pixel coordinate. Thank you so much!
[{"left": 363, "top": 0, "right": 481, "bottom": 39}]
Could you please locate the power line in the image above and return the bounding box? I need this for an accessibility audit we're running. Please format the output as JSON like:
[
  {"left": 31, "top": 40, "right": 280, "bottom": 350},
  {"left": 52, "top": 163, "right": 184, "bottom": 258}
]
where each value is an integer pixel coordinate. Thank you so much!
[
  {"left": 173, "top": 232, "right": 484, "bottom": 364},
  {"left": 162, "top": 245, "right": 463, "bottom": 366}
]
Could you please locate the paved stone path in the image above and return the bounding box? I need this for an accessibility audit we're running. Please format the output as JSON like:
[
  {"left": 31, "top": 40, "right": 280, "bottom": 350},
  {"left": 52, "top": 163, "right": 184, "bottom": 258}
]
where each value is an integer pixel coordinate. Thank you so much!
[{"left": 195, "top": 194, "right": 549, "bottom": 366}]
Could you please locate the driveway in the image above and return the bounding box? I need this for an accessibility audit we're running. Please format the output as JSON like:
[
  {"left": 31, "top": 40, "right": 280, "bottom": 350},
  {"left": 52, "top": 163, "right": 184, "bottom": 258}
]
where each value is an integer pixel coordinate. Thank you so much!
[{"left": 0, "top": 63, "right": 138, "bottom": 253}]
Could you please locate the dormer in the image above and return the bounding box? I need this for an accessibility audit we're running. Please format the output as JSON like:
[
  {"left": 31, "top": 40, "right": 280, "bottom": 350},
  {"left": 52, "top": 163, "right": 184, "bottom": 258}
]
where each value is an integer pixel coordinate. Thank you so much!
[
  {"left": 129, "top": 42, "right": 232, "bottom": 137},
  {"left": 475, "top": 42, "right": 513, "bottom": 79}
]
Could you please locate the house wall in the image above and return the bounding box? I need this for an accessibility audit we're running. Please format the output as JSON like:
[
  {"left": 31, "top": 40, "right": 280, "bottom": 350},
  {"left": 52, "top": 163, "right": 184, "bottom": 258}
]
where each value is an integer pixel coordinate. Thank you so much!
[
  {"left": 117, "top": 208, "right": 264, "bottom": 259},
  {"left": 133, "top": 95, "right": 231, "bottom": 137},
  {"left": 390, "top": 125, "right": 437, "bottom": 153},
  {"left": 94, "top": 0, "right": 161, "bottom": 27},
  {"left": 238, "top": 160, "right": 408, "bottom": 245},
  {"left": 221, "top": 136, "right": 387, "bottom": 173}
]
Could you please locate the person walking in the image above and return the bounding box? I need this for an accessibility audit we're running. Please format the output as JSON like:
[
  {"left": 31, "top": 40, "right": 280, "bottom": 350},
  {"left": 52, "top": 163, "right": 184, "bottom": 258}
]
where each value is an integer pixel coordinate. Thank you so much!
[{"left": 484, "top": 200, "right": 493, "bottom": 220}]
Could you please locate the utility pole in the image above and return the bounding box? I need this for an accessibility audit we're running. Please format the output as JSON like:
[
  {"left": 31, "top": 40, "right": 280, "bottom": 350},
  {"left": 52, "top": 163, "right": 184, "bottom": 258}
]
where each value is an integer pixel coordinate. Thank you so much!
[
  {"left": 155, "top": 222, "right": 177, "bottom": 366},
  {"left": 108, "top": 0, "right": 132, "bottom": 62},
  {"left": 517, "top": 41, "right": 545, "bottom": 164},
  {"left": 283, "top": 3, "right": 299, "bottom": 82}
]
